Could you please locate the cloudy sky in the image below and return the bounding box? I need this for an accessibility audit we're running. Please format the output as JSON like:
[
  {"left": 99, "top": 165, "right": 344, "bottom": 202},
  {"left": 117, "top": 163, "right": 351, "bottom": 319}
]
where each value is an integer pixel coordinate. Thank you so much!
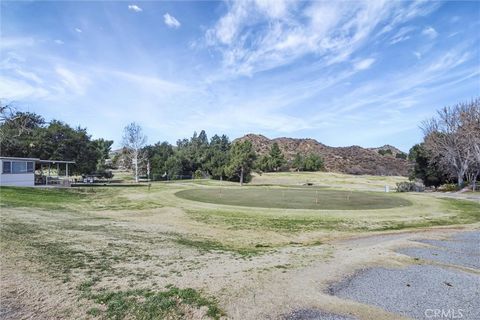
[{"left": 1, "top": 0, "right": 479, "bottom": 151}]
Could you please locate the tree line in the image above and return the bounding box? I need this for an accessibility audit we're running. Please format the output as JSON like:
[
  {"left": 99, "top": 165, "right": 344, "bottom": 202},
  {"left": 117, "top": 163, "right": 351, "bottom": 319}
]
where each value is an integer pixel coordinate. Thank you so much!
[
  {"left": 2, "top": 98, "right": 477, "bottom": 188},
  {"left": 0, "top": 105, "right": 323, "bottom": 184},
  {"left": 118, "top": 123, "right": 324, "bottom": 184},
  {"left": 409, "top": 98, "right": 479, "bottom": 190},
  {"left": 0, "top": 108, "right": 112, "bottom": 175}
]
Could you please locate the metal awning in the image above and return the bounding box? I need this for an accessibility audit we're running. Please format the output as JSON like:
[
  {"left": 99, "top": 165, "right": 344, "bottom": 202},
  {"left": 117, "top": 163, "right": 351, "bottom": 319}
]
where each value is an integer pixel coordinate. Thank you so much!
[
  {"left": 0, "top": 156, "right": 40, "bottom": 161},
  {"left": 0, "top": 157, "right": 75, "bottom": 164},
  {"left": 38, "top": 160, "right": 76, "bottom": 164}
]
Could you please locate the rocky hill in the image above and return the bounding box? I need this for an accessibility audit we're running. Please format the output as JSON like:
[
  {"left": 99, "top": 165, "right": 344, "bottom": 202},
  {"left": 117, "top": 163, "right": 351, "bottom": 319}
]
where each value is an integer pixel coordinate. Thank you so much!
[
  {"left": 368, "top": 145, "right": 406, "bottom": 158},
  {"left": 237, "top": 134, "right": 411, "bottom": 176}
]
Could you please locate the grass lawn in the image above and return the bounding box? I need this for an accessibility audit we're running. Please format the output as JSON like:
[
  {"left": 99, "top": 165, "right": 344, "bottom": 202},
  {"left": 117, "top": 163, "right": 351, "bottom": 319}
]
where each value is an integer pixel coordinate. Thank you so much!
[
  {"left": 1, "top": 172, "right": 479, "bottom": 319},
  {"left": 175, "top": 187, "right": 412, "bottom": 210}
]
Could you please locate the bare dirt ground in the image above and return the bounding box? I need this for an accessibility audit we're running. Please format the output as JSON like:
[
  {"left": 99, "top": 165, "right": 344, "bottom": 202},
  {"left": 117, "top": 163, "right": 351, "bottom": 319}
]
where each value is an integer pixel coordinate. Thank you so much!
[
  {"left": 2, "top": 206, "right": 478, "bottom": 320},
  {"left": 1, "top": 174, "right": 479, "bottom": 319}
]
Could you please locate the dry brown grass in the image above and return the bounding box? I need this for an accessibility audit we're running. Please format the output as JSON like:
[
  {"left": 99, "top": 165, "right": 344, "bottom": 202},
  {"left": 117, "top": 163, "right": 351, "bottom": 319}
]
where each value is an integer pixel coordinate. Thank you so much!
[{"left": 1, "top": 172, "right": 479, "bottom": 319}]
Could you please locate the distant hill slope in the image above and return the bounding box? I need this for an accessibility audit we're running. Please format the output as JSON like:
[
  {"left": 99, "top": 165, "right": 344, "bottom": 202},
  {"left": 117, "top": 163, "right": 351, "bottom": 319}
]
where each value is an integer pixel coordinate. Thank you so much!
[
  {"left": 368, "top": 145, "right": 406, "bottom": 158},
  {"left": 237, "top": 134, "right": 411, "bottom": 176}
]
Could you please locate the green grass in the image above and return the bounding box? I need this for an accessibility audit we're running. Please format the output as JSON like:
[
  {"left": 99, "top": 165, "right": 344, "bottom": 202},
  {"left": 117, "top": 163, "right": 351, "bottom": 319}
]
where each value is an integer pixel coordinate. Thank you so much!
[
  {"left": 1, "top": 176, "right": 479, "bottom": 319},
  {"left": 0, "top": 220, "right": 116, "bottom": 282},
  {"left": 374, "top": 198, "right": 480, "bottom": 231},
  {"left": 0, "top": 186, "right": 163, "bottom": 211},
  {"left": 1, "top": 218, "right": 224, "bottom": 319},
  {"left": 176, "top": 187, "right": 412, "bottom": 210},
  {"left": 187, "top": 209, "right": 364, "bottom": 232},
  {"left": 0, "top": 186, "right": 89, "bottom": 210},
  {"left": 173, "top": 235, "right": 263, "bottom": 256},
  {"left": 79, "top": 279, "right": 222, "bottom": 320},
  {"left": 187, "top": 196, "right": 480, "bottom": 233}
]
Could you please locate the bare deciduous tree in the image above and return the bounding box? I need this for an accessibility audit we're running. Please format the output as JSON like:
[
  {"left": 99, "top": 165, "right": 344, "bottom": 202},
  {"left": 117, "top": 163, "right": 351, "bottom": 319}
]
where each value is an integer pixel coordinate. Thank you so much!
[
  {"left": 122, "top": 122, "right": 147, "bottom": 183},
  {"left": 422, "top": 99, "right": 480, "bottom": 188},
  {"left": 0, "top": 103, "right": 14, "bottom": 124},
  {"left": 461, "top": 99, "right": 480, "bottom": 190}
]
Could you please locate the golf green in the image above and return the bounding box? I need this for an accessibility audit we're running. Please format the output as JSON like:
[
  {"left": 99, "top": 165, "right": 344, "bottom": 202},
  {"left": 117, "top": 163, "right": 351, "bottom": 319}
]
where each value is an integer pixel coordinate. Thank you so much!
[{"left": 175, "top": 188, "right": 412, "bottom": 210}]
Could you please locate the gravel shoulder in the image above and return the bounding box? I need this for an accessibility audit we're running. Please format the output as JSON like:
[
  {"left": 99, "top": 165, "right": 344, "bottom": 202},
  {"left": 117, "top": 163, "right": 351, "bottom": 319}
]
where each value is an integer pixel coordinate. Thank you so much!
[{"left": 327, "top": 230, "right": 480, "bottom": 320}]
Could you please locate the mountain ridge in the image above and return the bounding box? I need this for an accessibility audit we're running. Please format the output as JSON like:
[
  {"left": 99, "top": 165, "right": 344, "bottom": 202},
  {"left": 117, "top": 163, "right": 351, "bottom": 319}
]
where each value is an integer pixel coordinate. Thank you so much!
[{"left": 236, "top": 133, "right": 411, "bottom": 176}]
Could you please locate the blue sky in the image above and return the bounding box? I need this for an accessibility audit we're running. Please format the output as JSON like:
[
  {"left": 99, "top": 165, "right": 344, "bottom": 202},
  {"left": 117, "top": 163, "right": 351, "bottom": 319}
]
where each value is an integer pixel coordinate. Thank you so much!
[{"left": 1, "top": 0, "right": 479, "bottom": 151}]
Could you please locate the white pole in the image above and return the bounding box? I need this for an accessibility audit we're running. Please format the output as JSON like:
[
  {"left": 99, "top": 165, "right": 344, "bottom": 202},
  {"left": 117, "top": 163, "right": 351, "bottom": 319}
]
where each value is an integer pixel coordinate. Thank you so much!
[
  {"left": 147, "top": 160, "right": 150, "bottom": 181},
  {"left": 66, "top": 163, "right": 69, "bottom": 178}
]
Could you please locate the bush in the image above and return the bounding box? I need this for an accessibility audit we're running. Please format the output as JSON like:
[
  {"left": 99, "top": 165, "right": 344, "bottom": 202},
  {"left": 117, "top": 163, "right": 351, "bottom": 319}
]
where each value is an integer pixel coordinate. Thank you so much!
[
  {"left": 194, "top": 170, "right": 207, "bottom": 179},
  {"left": 395, "top": 153, "right": 407, "bottom": 159},
  {"left": 396, "top": 181, "right": 425, "bottom": 192},
  {"left": 291, "top": 153, "right": 324, "bottom": 172},
  {"left": 439, "top": 183, "right": 460, "bottom": 192},
  {"left": 378, "top": 149, "right": 393, "bottom": 156}
]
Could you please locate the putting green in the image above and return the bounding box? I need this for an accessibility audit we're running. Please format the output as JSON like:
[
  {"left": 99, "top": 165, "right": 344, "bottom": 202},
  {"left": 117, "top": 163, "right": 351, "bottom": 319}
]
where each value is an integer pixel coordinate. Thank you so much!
[{"left": 175, "top": 188, "right": 412, "bottom": 210}]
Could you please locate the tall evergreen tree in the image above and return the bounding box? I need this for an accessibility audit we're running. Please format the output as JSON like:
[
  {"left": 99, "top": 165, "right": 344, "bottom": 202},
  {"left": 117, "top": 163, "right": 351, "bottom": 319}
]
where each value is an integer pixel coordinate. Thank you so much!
[
  {"left": 226, "top": 140, "right": 256, "bottom": 186},
  {"left": 268, "top": 142, "right": 286, "bottom": 171},
  {"left": 206, "top": 134, "right": 230, "bottom": 180},
  {"left": 292, "top": 153, "right": 304, "bottom": 172}
]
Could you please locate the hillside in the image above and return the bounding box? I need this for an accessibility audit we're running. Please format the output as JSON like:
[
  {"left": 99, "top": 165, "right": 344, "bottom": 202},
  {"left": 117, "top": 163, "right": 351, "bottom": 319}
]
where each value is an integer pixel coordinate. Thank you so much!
[{"left": 237, "top": 134, "right": 411, "bottom": 176}]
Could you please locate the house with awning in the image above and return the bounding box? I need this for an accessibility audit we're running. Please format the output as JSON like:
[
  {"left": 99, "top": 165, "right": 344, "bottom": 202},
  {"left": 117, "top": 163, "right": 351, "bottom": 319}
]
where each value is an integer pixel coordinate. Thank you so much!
[{"left": 0, "top": 157, "right": 75, "bottom": 187}]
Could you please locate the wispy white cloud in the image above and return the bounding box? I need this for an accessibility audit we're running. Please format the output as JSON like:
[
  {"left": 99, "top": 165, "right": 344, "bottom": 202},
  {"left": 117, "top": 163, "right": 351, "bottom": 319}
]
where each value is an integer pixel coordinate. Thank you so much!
[
  {"left": 0, "top": 76, "right": 50, "bottom": 100},
  {"left": 104, "top": 70, "right": 190, "bottom": 94},
  {"left": 326, "top": 47, "right": 474, "bottom": 116},
  {"left": 128, "top": 5, "right": 142, "bottom": 13},
  {"left": 55, "top": 66, "right": 90, "bottom": 95},
  {"left": 422, "top": 26, "right": 438, "bottom": 39},
  {"left": 0, "top": 37, "right": 36, "bottom": 49},
  {"left": 15, "top": 69, "right": 43, "bottom": 84},
  {"left": 2, "top": 0, "right": 475, "bottom": 151},
  {"left": 389, "top": 26, "right": 415, "bottom": 44},
  {"left": 163, "top": 13, "right": 181, "bottom": 28},
  {"left": 205, "top": 1, "right": 439, "bottom": 76},
  {"left": 75, "top": 27, "right": 82, "bottom": 33},
  {"left": 54, "top": 39, "right": 64, "bottom": 45},
  {"left": 354, "top": 58, "right": 375, "bottom": 71}
]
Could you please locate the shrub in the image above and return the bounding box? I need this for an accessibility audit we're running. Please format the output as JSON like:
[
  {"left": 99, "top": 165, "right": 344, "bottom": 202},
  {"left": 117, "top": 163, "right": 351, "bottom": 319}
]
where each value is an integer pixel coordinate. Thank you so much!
[
  {"left": 396, "top": 181, "right": 425, "bottom": 192},
  {"left": 290, "top": 153, "right": 324, "bottom": 172},
  {"left": 194, "top": 170, "right": 207, "bottom": 179},
  {"left": 439, "top": 183, "right": 460, "bottom": 192},
  {"left": 395, "top": 153, "right": 407, "bottom": 159},
  {"left": 378, "top": 149, "right": 393, "bottom": 156}
]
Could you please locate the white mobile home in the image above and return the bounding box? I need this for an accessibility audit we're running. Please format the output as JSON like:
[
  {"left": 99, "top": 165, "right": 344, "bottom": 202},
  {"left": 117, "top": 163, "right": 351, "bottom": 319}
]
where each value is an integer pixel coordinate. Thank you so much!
[{"left": 0, "top": 157, "right": 75, "bottom": 187}]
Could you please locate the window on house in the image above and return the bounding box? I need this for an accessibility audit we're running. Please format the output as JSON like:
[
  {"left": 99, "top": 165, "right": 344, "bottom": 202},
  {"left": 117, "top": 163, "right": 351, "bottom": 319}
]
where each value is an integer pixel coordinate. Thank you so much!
[
  {"left": 1, "top": 161, "right": 35, "bottom": 174},
  {"left": 12, "top": 161, "right": 28, "bottom": 174},
  {"left": 27, "top": 161, "right": 34, "bottom": 173},
  {"left": 2, "top": 161, "right": 11, "bottom": 174}
]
